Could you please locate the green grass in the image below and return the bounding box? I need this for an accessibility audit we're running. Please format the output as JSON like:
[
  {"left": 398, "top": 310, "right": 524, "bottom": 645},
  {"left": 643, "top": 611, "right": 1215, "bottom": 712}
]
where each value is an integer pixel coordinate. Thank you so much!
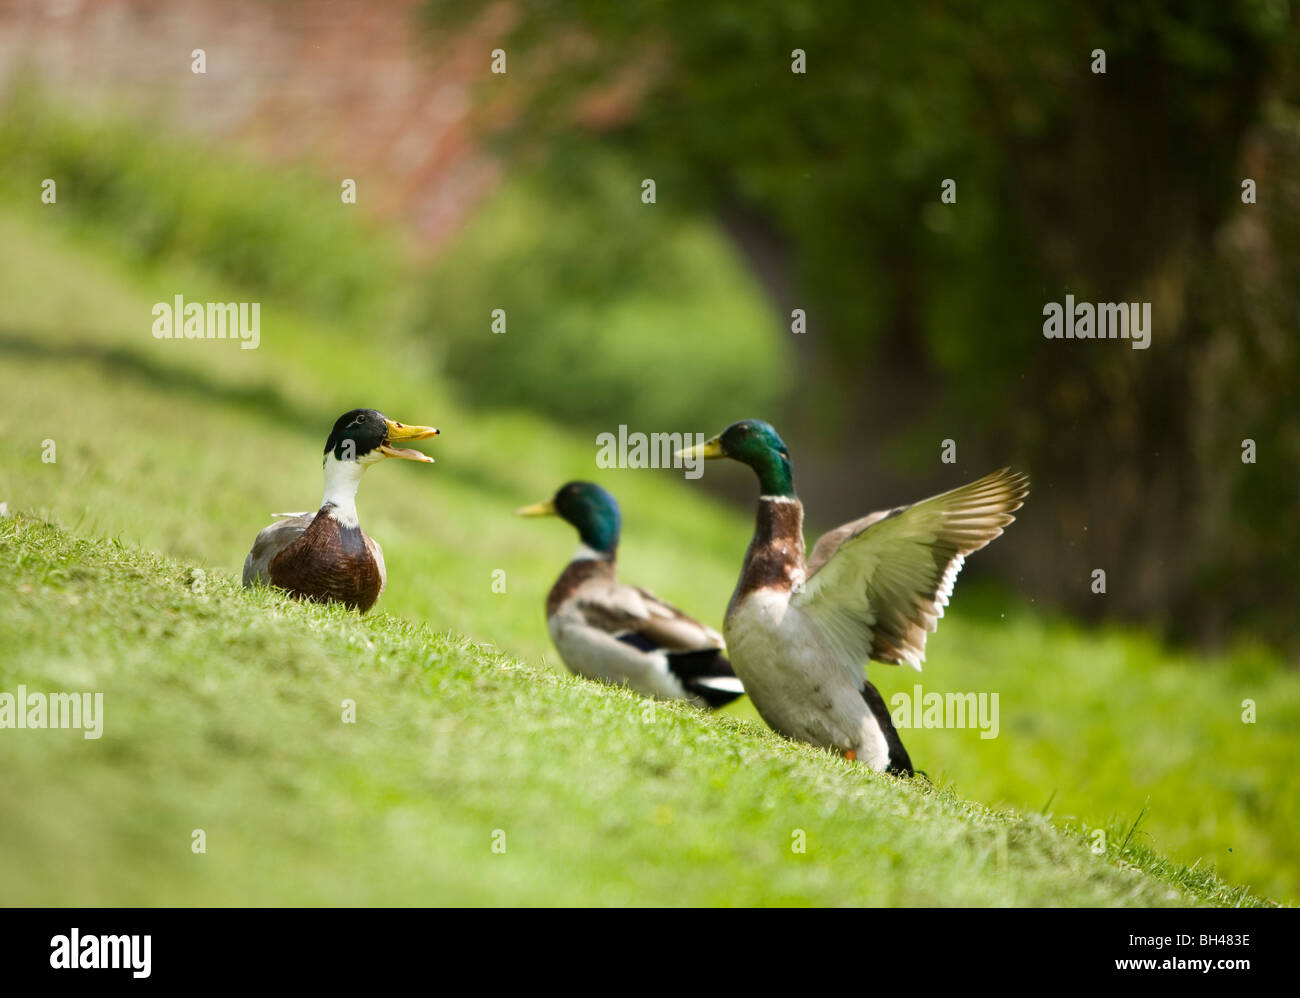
[{"left": 0, "top": 515, "right": 1264, "bottom": 906}]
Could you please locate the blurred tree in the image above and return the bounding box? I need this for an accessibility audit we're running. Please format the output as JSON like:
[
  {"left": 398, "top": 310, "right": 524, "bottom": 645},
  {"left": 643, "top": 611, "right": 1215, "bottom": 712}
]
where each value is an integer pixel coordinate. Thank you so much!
[{"left": 425, "top": 0, "right": 1300, "bottom": 654}]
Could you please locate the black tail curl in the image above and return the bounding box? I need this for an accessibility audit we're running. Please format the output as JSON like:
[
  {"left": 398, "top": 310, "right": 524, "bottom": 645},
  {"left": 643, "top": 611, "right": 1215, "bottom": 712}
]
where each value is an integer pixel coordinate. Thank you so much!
[{"left": 860, "top": 680, "right": 914, "bottom": 776}]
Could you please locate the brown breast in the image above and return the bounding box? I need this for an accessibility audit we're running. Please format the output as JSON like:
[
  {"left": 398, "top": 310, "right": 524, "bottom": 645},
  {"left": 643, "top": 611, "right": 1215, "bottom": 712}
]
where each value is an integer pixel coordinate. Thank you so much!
[
  {"left": 728, "top": 497, "right": 806, "bottom": 615},
  {"left": 268, "top": 507, "right": 384, "bottom": 613}
]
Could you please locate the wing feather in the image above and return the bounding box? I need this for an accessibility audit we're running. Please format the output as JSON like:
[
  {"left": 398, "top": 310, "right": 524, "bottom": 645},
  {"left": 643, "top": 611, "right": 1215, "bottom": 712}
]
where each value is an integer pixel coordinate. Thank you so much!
[
  {"left": 571, "top": 580, "right": 725, "bottom": 652},
  {"left": 242, "top": 513, "right": 316, "bottom": 586},
  {"left": 793, "top": 468, "right": 1028, "bottom": 671},
  {"left": 554, "top": 577, "right": 740, "bottom": 705}
]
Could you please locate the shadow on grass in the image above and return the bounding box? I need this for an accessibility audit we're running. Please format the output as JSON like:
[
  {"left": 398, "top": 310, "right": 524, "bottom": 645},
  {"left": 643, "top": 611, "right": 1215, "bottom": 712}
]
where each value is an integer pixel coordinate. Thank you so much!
[{"left": 0, "top": 327, "right": 558, "bottom": 503}]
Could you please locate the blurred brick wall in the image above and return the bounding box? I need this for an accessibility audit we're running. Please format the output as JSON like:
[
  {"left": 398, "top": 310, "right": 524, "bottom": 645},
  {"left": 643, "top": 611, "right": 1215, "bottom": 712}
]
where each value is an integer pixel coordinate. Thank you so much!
[{"left": 0, "top": 0, "right": 515, "bottom": 248}]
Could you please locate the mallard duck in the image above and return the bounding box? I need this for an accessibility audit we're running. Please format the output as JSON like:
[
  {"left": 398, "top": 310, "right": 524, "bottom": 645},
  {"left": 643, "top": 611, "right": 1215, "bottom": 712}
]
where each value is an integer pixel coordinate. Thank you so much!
[
  {"left": 516, "top": 481, "right": 745, "bottom": 709},
  {"left": 242, "top": 408, "right": 438, "bottom": 613},
  {"left": 678, "top": 421, "right": 1028, "bottom": 773}
]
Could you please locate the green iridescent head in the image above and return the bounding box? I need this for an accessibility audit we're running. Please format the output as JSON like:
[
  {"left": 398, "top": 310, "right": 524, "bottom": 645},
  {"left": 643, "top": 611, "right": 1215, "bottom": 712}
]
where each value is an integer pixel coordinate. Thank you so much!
[
  {"left": 516, "top": 481, "right": 622, "bottom": 554},
  {"left": 679, "top": 419, "right": 796, "bottom": 497}
]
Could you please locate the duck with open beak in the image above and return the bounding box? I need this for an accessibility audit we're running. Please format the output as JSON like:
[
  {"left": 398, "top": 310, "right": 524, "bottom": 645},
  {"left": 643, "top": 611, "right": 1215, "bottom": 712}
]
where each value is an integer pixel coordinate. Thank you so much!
[{"left": 242, "top": 408, "right": 439, "bottom": 612}]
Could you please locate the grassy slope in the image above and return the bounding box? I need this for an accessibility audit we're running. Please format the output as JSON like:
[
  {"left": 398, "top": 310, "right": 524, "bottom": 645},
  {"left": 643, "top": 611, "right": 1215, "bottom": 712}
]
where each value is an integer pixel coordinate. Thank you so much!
[
  {"left": 0, "top": 208, "right": 1296, "bottom": 904},
  {"left": 0, "top": 516, "right": 1259, "bottom": 906}
]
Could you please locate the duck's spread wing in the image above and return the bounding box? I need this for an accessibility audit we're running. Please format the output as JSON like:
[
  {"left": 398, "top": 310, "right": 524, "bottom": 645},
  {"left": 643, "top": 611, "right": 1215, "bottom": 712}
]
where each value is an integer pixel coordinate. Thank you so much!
[
  {"left": 792, "top": 468, "right": 1028, "bottom": 671},
  {"left": 572, "top": 580, "right": 725, "bottom": 653},
  {"left": 242, "top": 513, "right": 316, "bottom": 586}
]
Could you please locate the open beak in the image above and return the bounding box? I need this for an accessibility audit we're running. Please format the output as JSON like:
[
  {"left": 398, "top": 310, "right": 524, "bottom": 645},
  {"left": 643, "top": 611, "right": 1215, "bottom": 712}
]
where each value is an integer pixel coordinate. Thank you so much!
[
  {"left": 515, "top": 499, "right": 557, "bottom": 517},
  {"left": 380, "top": 419, "right": 439, "bottom": 463},
  {"left": 675, "top": 435, "right": 725, "bottom": 462}
]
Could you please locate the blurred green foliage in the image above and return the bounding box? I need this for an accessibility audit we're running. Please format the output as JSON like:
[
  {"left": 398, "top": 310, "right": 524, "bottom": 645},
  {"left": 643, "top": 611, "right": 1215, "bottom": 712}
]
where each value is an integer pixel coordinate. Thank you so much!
[
  {"left": 0, "top": 86, "right": 405, "bottom": 322},
  {"left": 429, "top": 0, "right": 1300, "bottom": 654},
  {"left": 415, "top": 151, "right": 787, "bottom": 431},
  {"left": 0, "top": 89, "right": 786, "bottom": 436}
]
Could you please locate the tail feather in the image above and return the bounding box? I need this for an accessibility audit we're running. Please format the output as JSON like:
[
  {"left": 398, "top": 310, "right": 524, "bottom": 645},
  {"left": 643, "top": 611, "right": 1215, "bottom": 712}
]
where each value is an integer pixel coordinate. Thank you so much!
[
  {"left": 861, "top": 681, "right": 914, "bottom": 775},
  {"left": 665, "top": 648, "right": 746, "bottom": 709}
]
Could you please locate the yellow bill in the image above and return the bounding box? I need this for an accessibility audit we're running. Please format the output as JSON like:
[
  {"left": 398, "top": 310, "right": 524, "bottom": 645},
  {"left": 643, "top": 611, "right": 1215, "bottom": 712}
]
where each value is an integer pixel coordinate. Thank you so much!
[
  {"left": 674, "top": 435, "right": 725, "bottom": 462},
  {"left": 381, "top": 419, "right": 439, "bottom": 462}
]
